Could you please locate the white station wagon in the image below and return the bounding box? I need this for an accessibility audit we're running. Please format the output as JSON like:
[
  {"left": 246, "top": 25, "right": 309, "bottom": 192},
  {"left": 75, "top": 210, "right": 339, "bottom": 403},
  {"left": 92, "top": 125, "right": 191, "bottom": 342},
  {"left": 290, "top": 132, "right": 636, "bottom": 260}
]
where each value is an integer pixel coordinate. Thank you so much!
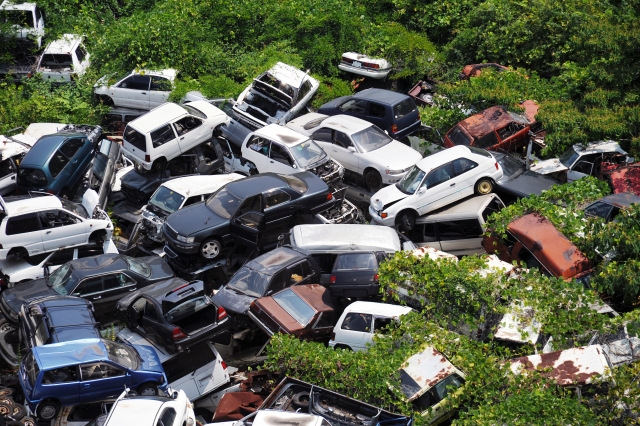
[{"left": 369, "top": 145, "right": 503, "bottom": 231}]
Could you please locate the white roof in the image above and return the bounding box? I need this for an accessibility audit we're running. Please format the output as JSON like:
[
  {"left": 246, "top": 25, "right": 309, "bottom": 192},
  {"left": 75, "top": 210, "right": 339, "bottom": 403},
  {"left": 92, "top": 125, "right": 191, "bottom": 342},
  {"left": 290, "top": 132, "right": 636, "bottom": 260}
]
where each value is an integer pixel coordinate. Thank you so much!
[
  {"left": 129, "top": 103, "right": 186, "bottom": 133},
  {"left": 322, "top": 115, "right": 373, "bottom": 134},
  {"left": 575, "top": 140, "right": 626, "bottom": 155},
  {"left": 509, "top": 345, "right": 610, "bottom": 385},
  {"left": 1, "top": 195, "right": 61, "bottom": 216},
  {"left": 254, "top": 410, "right": 324, "bottom": 426},
  {"left": 134, "top": 68, "right": 177, "bottom": 80},
  {"left": 409, "top": 246, "right": 458, "bottom": 262},
  {"left": 343, "top": 301, "right": 413, "bottom": 318},
  {"left": 494, "top": 303, "right": 541, "bottom": 344},
  {"left": 263, "top": 62, "right": 318, "bottom": 89},
  {"left": 285, "top": 113, "right": 330, "bottom": 136},
  {"left": 254, "top": 124, "right": 309, "bottom": 146},
  {"left": 160, "top": 173, "right": 245, "bottom": 197},
  {"left": 416, "top": 194, "right": 499, "bottom": 223},
  {"left": 290, "top": 224, "right": 402, "bottom": 253},
  {"left": 401, "top": 346, "right": 461, "bottom": 401},
  {"left": 341, "top": 52, "right": 391, "bottom": 69},
  {"left": 44, "top": 34, "right": 82, "bottom": 54},
  {"left": 416, "top": 146, "right": 478, "bottom": 173},
  {"left": 105, "top": 398, "right": 166, "bottom": 426},
  {"left": 0, "top": 1, "right": 36, "bottom": 11}
]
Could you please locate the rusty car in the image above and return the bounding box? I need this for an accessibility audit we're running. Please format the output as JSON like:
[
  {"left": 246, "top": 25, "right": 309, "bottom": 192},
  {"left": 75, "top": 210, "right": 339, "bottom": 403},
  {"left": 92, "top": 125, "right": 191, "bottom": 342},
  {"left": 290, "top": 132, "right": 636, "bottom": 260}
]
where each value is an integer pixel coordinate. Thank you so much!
[{"left": 459, "top": 63, "right": 509, "bottom": 80}]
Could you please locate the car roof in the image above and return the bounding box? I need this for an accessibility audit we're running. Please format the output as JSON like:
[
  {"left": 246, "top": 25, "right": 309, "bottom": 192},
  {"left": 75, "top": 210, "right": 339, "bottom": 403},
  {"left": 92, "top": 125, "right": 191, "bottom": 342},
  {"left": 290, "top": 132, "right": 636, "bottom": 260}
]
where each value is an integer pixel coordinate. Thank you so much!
[
  {"left": 44, "top": 34, "right": 83, "bottom": 54},
  {"left": 1, "top": 194, "right": 62, "bottom": 216},
  {"left": 69, "top": 254, "right": 128, "bottom": 277},
  {"left": 246, "top": 247, "right": 307, "bottom": 275},
  {"left": 507, "top": 213, "right": 592, "bottom": 279},
  {"left": 353, "top": 88, "right": 409, "bottom": 105},
  {"left": 573, "top": 140, "right": 626, "bottom": 155},
  {"left": 290, "top": 224, "right": 401, "bottom": 253},
  {"left": 597, "top": 192, "right": 640, "bottom": 208},
  {"left": 343, "top": 301, "right": 413, "bottom": 317},
  {"left": 455, "top": 106, "right": 517, "bottom": 138},
  {"left": 128, "top": 103, "right": 187, "bottom": 133},
  {"left": 262, "top": 62, "right": 318, "bottom": 89},
  {"left": 106, "top": 398, "right": 170, "bottom": 426},
  {"left": 21, "top": 133, "right": 83, "bottom": 167},
  {"left": 400, "top": 346, "right": 461, "bottom": 401},
  {"left": 320, "top": 115, "right": 372, "bottom": 134},
  {"left": 254, "top": 410, "right": 324, "bottom": 426},
  {"left": 415, "top": 145, "right": 480, "bottom": 172},
  {"left": 415, "top": 194, "right": 498, "bottom": 223},
  {"left": 32, "top": 338, "right": 109, "bottom": 370},
  {"left": 160, "top": 173, "right": 245, "bottom": 198},
  {"left": 254, "top": 124, "right": 309, "bottom": 146},
  {"left": 0, "top": 1, "right": 36, "bottom": 11},
  {"left": 225, "top": 173, "right": 292, "bottom": 198},
  {"left": 131, "top": 69, "right": 177, "bottom": 80}
]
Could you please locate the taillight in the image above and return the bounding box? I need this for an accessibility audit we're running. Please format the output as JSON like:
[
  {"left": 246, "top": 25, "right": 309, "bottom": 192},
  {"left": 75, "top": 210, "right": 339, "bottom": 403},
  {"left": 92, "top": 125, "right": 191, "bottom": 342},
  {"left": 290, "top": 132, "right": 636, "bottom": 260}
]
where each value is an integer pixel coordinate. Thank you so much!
[
  {"left": 45, "top": 190, "right": 54, "bottom": 194},
  {"left": 172, "top": 327, "right": 187, "bottom": 341},
  {"left": 391, "top": 124, "right": 399, "bottom": 133},
  {"left": 326, "top": 193, "right": 333, "bottom": 201},
  {"left": 217, "top": 307, "right": 227, "bottom": 321},
  {"left": 221, "top": 361, "right": 228, "bottom": 370},
  {"left": 373, "top": 274, "right": 379, "bottom": 282},
  {"left": 331, "top": 332, "right": 336, "bottom": 340},
  {"left": 363, "top": 62, "right": 380, "bottom": 69},
  {"left": 342, "top": 56, "right": 353, "bottom": 64},
  {"left": 495, "top": 162, "right": 499, "bottom": 170},
  {"left": 173, "top": 283, "right": 190, "bottom": 292},
  {"left": 330, "top": 275, "right": 336, "bottom": 284},
  {"left": 145, "top": 154, "right": 151, "bottom": 162}
]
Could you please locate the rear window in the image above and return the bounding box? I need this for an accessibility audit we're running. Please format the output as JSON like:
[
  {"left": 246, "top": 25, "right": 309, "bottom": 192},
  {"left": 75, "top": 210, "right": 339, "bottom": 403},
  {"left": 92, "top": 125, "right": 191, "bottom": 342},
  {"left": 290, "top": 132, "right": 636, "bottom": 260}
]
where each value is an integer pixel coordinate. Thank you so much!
[
  {"left": 468, "top": 146, "right": 493, "bottom": 158},
  {"left": 6, "top": 214, "right": 40, "bottom": 235},
  {"left": 49, "top": 151, "right": 70, "bottom": 178},
  {"left": 123, "top": 126, "right": 146, "bottom": 152},
  {"left": 18, "top": 168, "right": 47, "bottom": 187},
  {"left": 278, "top": 174, "right": 308, "bottom": 194},
  {"left": 334, "top": 253, "right": 377, "bottom": 270},
  {"left": 40, "top": 54, "right": 73, "bottom": 68},
  {"left": 393, "top": 98, "right": 417, "bottom": 120},
  {"left": 272, "top": 288, "right": 315, "bottom": 326},
  {"left": 447, "top": 126, "right": 471, "bottom": 146}
]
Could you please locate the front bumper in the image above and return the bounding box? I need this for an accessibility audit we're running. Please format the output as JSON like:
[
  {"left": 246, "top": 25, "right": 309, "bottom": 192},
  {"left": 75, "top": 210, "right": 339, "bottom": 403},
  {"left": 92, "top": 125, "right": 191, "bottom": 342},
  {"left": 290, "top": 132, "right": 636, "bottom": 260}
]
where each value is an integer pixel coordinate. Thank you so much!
[
  {"left": 164, "top": 236, "right": 200, "bottom": 255},
  {"left": 368, "top": 205, "right": 395, "bottom": 226}
]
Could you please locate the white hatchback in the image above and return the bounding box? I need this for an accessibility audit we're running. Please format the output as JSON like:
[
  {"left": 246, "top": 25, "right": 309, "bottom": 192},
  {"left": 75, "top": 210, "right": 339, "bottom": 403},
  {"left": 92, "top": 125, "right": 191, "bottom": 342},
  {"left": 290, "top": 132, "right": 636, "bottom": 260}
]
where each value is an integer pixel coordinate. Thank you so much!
[
  {"left": 122, "top": 101, "right": 230, "bottom": 171},
  {"left": 0, "top": 190, "right": 112, "bottom": 260},
  {"left": 369, "top": 145, "right": 503, "bottom": 231},
  {"left": 94, "top": 69, "right": 177, "bottom": 110},
  {"left": 36, "top": 34, "right": 90, "bottom": 83}
]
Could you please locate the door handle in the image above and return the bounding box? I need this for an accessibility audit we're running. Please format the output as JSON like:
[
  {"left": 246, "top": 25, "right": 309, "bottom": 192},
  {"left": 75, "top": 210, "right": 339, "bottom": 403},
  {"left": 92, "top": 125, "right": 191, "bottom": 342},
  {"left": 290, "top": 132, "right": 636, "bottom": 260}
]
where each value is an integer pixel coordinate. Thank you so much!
[
  {"left": 93, "top": 295, "right": 102, "bottom": 300},
  {"left": 141, "top": 92, "right": 147, "bottom": 95},
  {"left": 450, "top": 183, "right": 455, "bottom": 186},
  {"left": 129, "top": 288, "right": 137, "bottom": 292},
  {"left": 180, "top": 137, "right": 184, "bottom": 140},
  {"left": 270, "top": 160, "right": 274, "bottom": 163},
  {"left": 84, "top": 384, "right": 90, "bottom": 388},
  {"left": 45, "top": 231, "right": 51, "bottom": 234}
]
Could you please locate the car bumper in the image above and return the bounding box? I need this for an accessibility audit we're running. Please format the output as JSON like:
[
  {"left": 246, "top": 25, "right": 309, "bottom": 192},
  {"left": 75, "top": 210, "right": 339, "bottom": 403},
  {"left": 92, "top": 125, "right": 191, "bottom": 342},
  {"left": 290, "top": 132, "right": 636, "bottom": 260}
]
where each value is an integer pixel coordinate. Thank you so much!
[
  {"left": 121, "top": 148, "right": 152, "bottom": 170},
  {"left": 338, "top": 63, "right": 391, "bottom": 79},
  {"left": 164, "top": 237, "right": 200, "bottom": 255},
  {"left": 393, "top": 120, "right": 422, "bottom": 140},
  {"left": 368, "top": 205, "right": 396, "bottom": 226},
  {"left": 174, "top": 317, "right": 231, "bottom": 352}
]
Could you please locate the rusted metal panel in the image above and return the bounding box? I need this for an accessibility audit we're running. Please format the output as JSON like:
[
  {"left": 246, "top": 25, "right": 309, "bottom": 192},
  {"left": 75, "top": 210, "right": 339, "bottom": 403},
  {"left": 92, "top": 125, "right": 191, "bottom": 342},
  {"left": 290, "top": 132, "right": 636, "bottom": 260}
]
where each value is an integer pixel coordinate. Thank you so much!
[
  {"left": 509, "top": 345, "right": 610, "bottom": 385},
  {"left": 459, "top": 106, "right": 516, "bottom": 139},
  {"left": 212, "top": 392, "right": 265, "bottom": 422},
  {"left": 400, "top": 346, "right": 462, "bottom": 401},
  {"left": 459, "top": 63, "right": 509, "bottom": 80},
  {"left": 604, "top": 164, "right": 640, "bottom": 196}
]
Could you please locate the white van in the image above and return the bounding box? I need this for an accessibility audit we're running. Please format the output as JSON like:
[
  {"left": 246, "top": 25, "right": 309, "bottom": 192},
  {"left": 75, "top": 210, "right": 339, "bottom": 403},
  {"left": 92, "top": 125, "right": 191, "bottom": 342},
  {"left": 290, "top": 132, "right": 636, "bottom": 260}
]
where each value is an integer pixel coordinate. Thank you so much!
[{"left": 36, "top": 34, "right": 90, "bottom": 83}]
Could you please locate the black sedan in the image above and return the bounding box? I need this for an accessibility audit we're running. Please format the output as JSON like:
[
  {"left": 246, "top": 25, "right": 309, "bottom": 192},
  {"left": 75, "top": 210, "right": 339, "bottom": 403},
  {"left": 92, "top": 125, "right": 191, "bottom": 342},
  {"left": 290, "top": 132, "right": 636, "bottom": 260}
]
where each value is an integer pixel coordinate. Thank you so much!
[
  {"left": 116, "top": 278, "right": 230, "bottom": 353},
  {"left": 0, "top": 254, "right": 174, "bottom": 324},
  {"left": 163, "top": 171, "right": 337, "bottom": 260},
  {"left": 584, "top": 192, "right": 640, "bottom": 222},
  {"left": 493, "top": 152, "right": 561, "bottom": 203}
]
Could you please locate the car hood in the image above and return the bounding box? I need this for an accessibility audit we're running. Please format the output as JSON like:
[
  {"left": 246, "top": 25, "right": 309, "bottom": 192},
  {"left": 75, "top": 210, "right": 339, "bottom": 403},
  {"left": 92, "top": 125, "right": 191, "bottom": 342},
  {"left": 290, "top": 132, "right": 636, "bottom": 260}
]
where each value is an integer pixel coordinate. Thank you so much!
[
  {"left": 166, "top": 203, "right": 228, "bottom": 236},
  {"left": 121, "top": 169, "right": 160, "bottom": 192},
  {"left": 529, "top": 158, "right": 568, "bottom": 175},
  {"left": 366, "top": 142, "right": 422, "bottom": 170},
  {"left": 498, "top": 170, "right": 560, "bottom": 196},
  {"left": 2, "top": 279, "right": 56, "bottom": 316},
  {"left": 212, "top": 286, "right": 255, "bottom": 316},
  {"left": 144, "top": 255, "right": 174, "bottom": 280},
  {"left": 370, "top": 183, "right": 408, "bottom": 210},
  {"left": 133, "top": 344, "right": 165, "bottom": 373}
]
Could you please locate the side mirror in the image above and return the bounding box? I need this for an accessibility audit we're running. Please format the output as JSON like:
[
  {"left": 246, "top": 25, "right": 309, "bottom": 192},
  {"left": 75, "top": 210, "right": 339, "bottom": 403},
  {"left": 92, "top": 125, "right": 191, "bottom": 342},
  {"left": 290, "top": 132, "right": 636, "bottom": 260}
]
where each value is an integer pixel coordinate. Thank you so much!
[
  {"left": 417, "top": 186, "right": 427, "bottom": 194},
  {"left": 292, "top": 164, "right": 297, "bottom": 168},
  {"left": 43, "top": 262, "right": 52, "bottom": 277},
  {"left": 348, "top": 146, "right": 356, "bottom": 153}
]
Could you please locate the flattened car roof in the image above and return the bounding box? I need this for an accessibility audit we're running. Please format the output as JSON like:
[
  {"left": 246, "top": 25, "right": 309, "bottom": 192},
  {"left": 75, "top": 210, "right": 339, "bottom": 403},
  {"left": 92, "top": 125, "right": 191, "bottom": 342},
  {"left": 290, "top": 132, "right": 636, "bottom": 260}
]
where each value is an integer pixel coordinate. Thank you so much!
[
  {"left": 246, "top": 247, "right": 306, "bottom": 275},
  {"left": 32, "top": 338, "right": 108, "bottom": 370},
  {"left": 457, "top": 106, "right": 518, "bottom": 139},
  {"left": 400, "top": 346, "right": 460, "bottom": 401},
  {"left": 290, "top": 224, "right": 401, "bottom": 253}
]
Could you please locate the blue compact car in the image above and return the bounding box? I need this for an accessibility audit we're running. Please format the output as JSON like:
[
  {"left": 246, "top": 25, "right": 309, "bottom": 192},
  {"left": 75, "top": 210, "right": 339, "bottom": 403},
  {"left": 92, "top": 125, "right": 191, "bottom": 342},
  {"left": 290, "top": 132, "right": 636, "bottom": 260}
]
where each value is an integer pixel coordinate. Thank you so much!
[
  {"left": 16, "top": 125, "right": 102, "bottom": 197},
  {"left": 19, "top": 338, "right": 167, "bottom": 421}
]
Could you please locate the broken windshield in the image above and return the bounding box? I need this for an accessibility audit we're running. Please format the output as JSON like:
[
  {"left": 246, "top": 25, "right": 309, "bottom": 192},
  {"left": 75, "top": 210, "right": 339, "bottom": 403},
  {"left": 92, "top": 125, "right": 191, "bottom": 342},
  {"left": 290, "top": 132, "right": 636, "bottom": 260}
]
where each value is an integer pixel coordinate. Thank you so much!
[
  {"left": 227, "top": 267, "right": 271, "bottom": 298},
  {"left": 559, "top": 147, "right": 580, "bottom": 168},
  {"left": 149, "top": 186, "right": 185, "bottom": 214}
]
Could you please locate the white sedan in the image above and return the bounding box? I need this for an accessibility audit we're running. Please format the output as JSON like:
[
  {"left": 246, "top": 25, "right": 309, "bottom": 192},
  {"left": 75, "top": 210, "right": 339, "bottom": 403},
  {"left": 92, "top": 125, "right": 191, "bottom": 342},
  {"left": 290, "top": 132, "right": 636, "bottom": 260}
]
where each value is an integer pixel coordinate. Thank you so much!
[
  {"left": 369, "top": 145, "right": 503, "bottom": 231},
  {"left": 287, "top": 113, "right": 422, "bottom": 191},
  {"left": 94, "top": 69, "right": 176, "bottom": 110}
]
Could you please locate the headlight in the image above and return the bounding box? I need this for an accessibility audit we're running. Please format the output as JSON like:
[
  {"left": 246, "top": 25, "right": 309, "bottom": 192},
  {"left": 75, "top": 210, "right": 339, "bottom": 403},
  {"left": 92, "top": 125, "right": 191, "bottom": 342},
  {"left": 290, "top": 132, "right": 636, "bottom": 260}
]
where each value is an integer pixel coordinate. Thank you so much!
[
  {"left": 177, "top": 235, "right": 195, "bottom": 243},
  {"left": 385, "top": 169, "right": 405, "bottom": 175}
]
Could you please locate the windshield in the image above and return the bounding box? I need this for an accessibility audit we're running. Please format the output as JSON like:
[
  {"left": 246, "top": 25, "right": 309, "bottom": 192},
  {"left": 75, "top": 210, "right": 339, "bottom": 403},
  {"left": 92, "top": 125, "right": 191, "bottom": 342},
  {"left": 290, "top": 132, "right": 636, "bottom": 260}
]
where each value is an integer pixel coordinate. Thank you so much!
[
  {"left": 60, "top": 198, "right": 89, "bottom": 219},
  {"left": 272, "top": 289, "right": 316, "bottom": 326},
  {"left": 497, "top": 154, "right": 523, "bottom": 179},
  {"left": 351, "top": 125, "right": 393, "bottom": 153},
  {"left": 165, "top": 296, "right": 209, "bottom": 322},
  {"left": 49, "top": 264, "right": 79, "bottom": 296},
  {"left": 206, "top": 187, "right": 242, "bottom": 219},
  {"left": 124, "top": 256, "right": 151, "bottom": 277},
  {"left": 559, "top": 147, "right": 580, "bottom": 168},
  {"left": 396, "top": 165, "right": 426, "bottom": 194},
  {"left": 182, "top": 104, "right": 207, "bottom": 119},
  {"left": 149, "top": 186, "right": 185, "bottom": 214},
  {"left": 291, "top": 140, "right": 326, "bottom": 168},
  {"left": 227, "top": 267, "right": 271, "bottom": 298},
  {"left": 17, "top": 168, "right": 47, "bottom": 188},
  {"left": 103, "top": 340, "right": 138, "bottom": 370}
]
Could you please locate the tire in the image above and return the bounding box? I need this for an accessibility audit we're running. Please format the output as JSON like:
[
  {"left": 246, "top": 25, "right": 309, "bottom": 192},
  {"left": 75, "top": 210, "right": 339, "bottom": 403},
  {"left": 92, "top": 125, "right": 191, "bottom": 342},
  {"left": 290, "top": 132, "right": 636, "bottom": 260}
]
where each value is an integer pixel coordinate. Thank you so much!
[
  {"left": 20, "top": 417, "right": 36, "bottom": 426},
  {"left": 99, "top": 95, "right": 114, "bottom": 106},
  {"left": 474, "top": 178, "right": 494, "bottom": 195},
  {"left": 292, "top": 391, "right": 310, "bottom": 409},
  {"left": 200, "top": 238, "right": 222, "bottom": 260},
  {"left": 11, "top": 403, "right": 26, "bottom": 420},
  {"left": 334, "top": 344, "right": 353, "bottom": 351},
  {"left": 396, "top": 210, "right": 416, "bottom": 233},
  {"left": 0, "top": 400, "right": 13, "bottom": 416},
  {"left": 137, "top": 383, "right": 158, "bottom": 396},
  {"left": 90, "top": 230, "right": 106, "bottom": 246},
  {"left": 151, "top": 157, "right": 167, "bottom": 173},
  {"left": 365, "top": 169, "right": 383, "bottom": 192},
  {"left": 36, "top": 399, "right": 59, "bottom": 421},
  {"left": 0, "top": 387, "right": 13, "bottom": 397},
  {"left": 8, "top": 248, "right": 27, "bottom": 260}
]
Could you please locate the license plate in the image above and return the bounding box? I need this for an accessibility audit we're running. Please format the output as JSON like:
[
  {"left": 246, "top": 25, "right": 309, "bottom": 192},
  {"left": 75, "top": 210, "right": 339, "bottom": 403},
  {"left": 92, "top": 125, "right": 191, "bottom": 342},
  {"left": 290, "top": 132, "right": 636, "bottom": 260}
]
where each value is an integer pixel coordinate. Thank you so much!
[{"left": 352, "top": 61, "right": 362, "bottom": 68}]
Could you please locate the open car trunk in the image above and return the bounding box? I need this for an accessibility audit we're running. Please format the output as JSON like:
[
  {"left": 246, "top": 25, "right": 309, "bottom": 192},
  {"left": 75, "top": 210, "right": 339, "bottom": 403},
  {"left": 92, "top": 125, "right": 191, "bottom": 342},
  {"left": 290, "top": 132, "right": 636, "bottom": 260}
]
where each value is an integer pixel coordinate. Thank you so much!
[{"left": 163, "top": 295, "right": 220, "bottom": 335}]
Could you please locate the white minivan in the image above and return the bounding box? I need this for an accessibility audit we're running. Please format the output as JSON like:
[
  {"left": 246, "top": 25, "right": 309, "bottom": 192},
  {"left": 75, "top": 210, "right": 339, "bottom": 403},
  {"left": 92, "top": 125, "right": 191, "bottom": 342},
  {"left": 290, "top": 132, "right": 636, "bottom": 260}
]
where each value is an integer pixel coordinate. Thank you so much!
[
  {"left": 122, "top": 101, "right": 230, "bottom": 171},
  {"left": 36, "top": 34, "right": 90, "bottom": 83}
]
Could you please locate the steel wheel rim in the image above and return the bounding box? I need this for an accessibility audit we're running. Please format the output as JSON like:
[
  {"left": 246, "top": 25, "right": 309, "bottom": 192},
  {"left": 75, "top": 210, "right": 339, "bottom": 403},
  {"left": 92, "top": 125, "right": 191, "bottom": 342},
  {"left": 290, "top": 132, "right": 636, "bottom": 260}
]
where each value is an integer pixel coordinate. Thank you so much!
[
  {"left": 140, "top": 387, "right": 156, "bottom": 396},
  {"left": 201, "top": 241, "right": 220, "bottom": 258},
  {"left": 39, "top": 405, "right": 56, "bottom": 419},
  {"left": 478, "top": 180, "right": 492, "bottom": 194}
]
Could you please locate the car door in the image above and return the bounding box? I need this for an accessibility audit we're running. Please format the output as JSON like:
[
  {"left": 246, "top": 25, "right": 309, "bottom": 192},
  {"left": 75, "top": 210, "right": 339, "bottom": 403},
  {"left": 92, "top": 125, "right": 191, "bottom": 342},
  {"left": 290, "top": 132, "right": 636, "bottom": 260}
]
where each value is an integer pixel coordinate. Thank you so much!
[
  {"left": 567, "top": 153, "right": 599, "bottom": 182},
  {"left": 99, "top": 273, "right": 138, "bottom": 316},
  {"left": 172, "top": 115, "right": 206, "bottom": 153},
  {"left": 268, "top": 141, "right": 296, "bottom": 174},
  {"left": 149, "top": 76, "right": 172, "bottom": 109},
  {"left": 307, "top": 311, "right": 334, "bottom": 341},
  {"left": 229, "top": 195, "right": 264, "bottom": 250},
  {"left": 365, "top": 102, "right": 387, "bottom": 132},
  {"left": 411, "top": 222, "right": 442, "bottom": 250},
  {"left": 79, "top": 362, "right": 128, "bottom": 402},
  {"left": 436, "top": 219, "right": 484, "bottom": 256},
  {"left": 39, "top": 209, "right": 86, "bottom": 251},
  {"left": 0, "top": 158, "right": 17, "bottom": 195},
  {"left": 244, "top": 136, "right": 271, "bottom": 173},
  {"left": 139, "top": 299, "right": 165, "bottom": 346},
  {"left": 262, "top": 189, "right": 295, "bottom": 244},
  {"left": 4, "top": 213, "right": 44, "bottom": 256},
  {"left": 286, "top": 259, "right": 315, "bottom": 287},
  {"left": 415, "top": 162, "right": 457, "bottom": 215},
  {"left": 332, "top": 131, "right": 361, "bottom": 173},
  {"left": 112, "top": 75, "right": 151, "bottom": 109},
  {"left": 336, "top": 312, "right": 373, "bottom": 351},
  {"left": 40, "top": 366, "right": 81, "bottom": 406},
  {"left": 192, "top": 343, "right": 228, "bottom": 398},
  {"left": 72, "top": 276, "right": 104, "bottom": 312},
  {"left": 149, "top": 124, "right": 179, "bottom": 166}
]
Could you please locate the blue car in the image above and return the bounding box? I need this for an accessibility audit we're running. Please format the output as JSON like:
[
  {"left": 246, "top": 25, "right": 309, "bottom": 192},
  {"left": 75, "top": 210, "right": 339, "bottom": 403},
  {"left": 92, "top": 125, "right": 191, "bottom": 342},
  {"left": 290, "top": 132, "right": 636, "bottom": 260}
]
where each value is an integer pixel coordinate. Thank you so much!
[
  {"left": 16, "top": 125, "right": 102, "bottom": 197},
  {"left": 19, "top": 338, "right": 167, "bottom": 421}
]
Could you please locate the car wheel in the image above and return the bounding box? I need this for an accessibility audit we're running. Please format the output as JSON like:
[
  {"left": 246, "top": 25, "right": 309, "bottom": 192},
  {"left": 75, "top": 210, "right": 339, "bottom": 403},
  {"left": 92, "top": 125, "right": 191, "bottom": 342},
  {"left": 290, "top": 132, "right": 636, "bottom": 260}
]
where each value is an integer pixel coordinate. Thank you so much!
[
  {"left": 11, "top": 403, "right": 26, "bottom": 420},
  {"left": 365, "top": 169, "right": 383, "bottom": 192},
  {"left": 475, "top": 178, "right": 494, "bottom": 195},
  {"left": 90, "top": 230, "right": 106, "bottom": 246},
  {"left": 334, "top": 344, "right": 353, "bottom": 351},
  {"left": 8, "top": 248, "right": 27, "bottom": 260},
  {"left": 151, "top": 157, "right": 167, "bottom": 173},
  {"left": 19, "top": 417, "right": 36, "bottom": 426},
  {"left": 137, "top": 383, "right": 158, "bottom": 396},
  {"left": 36, "top": 399, "right": 59, "bottom": 421},
  {"left": 200, "top": 238, "right": 222, "bottom": 259},
  {"left": 397, "top": 211, "right": 416, "bottom": 232},
  {"left": 99, "top": 95, "right": 114, "bottom": 106}
]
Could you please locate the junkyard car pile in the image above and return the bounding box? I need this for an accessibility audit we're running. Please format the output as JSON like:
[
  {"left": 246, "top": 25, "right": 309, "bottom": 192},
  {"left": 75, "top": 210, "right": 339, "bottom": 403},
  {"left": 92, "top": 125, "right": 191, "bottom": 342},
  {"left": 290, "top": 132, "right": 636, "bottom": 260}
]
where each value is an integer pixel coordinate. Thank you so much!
[{"left": 1, "top": 41, "right": 640, "bottom": 426}]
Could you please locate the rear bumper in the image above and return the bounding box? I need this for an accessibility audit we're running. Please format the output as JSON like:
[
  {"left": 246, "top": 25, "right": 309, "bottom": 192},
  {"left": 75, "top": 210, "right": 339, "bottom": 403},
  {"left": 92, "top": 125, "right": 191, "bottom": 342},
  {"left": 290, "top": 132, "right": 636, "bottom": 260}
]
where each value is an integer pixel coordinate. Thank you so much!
[
  {"left": 338, "top": 63, "right": 391, "bottom": 79},
  {"left": 393, "top": 120, "right": 422, "bottom": 140}
]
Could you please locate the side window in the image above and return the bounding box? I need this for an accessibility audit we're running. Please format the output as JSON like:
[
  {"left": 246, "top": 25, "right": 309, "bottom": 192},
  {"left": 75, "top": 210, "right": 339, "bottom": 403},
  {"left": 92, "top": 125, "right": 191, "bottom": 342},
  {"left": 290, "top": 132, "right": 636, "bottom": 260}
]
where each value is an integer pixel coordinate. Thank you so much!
[
  {"left": 150, "top": 76, "right": 172, "bottom": 91},
  {"left": 39, "top": 210, "right": 79, "bottom": 229},
  {"left": 43, "top": 366, "right": 77, "bottom": 384},
  {"left": 424, "top": 163, "right": 454, "bottom": 189},
  {"left": 312, "top": 128, "right": 333, "bottom": 143},
  {"left": 76, "top": 45, "right": 88, "bottom": 63},
  {"left": 103, "top": 273, "right": 136, "bottom": 290},
  {"left": 339, "top": 99, "right": 367, "bottom": 115},
  {"left": 151, "top": 125, "right": 176, "bottom": 148},
  {"left": 451, "top": 158, "right": 478, "bottom": 176},
  {"left": 59, "top": 139, "right": 84, "bottom": 159},
  {"left": 314, "top": 312, "right": 334, "bottom": 329},
  {"left": 264, "top": 190, "right": 291, "bottom": 209},
  {"left": 334, "top": 132, "right": 353, "bottom": 149},
  {"left": 341, "top": 313, "right": 372, "bottom": 332},
  {"left": 157, "top": 408, "right": 177, "bottom": 426},
  {"left": 437, "top": 221, "right": 466, "bottom": 241},
  {"left": 119, "top": 75, "right": 150, "bottom": 91},
  {"left": 482, "top": 198, "right": 504, "bottom": 222},
  {"left": 269, "top": 270, "right": 287, "bottom": 294},
  {"left": 367, "top": 102, "right": 386, "bottom": 118},
  {"left": 269, "top": 143, "right": 294, "bottom": 166},
  {"left": 0, "top": 158, "right": 14, "bottom": 178},
  {"left": 374, "top": 317, "right": 393, "bottom": 334},
  {"left": 74, "top": 277, "right": 103, "bottom": 295},
  {"left": 247, "top": 137, "right": 270, "bottom": 156},
  {"left": 415, "top": 223, "right": 437, "bottom": 242},
  {"left": 81, "top": 363, "right": 124, "bottom": 381},
  {"left": 297, "top": 80, "right": 313, "bottom": 102},
  {"left": 6, "top": 213, "right": 40, "bottom": 235},
  {"left": 173, "top": 116, "right": 203, "bottom": 136},
  {"left": 49, "top": 150, "right": 70, "bottom": 178},
  {"left": 144, "top": 300, "right": 160, "bottom": 321},
  {"left": 183, "top": 196, "right": 201, "bottom": 207},
  {"left": 47, "top": 248, "right": 75, "bottom": 266},
  {"left": 237, "top": 194, "right": 262, "bottom": 216},
  {"left": 476, "top": 131, "right": 499, "bottom": 149},
  {"left": 288, "top": 260, "right": 313, "bottom": 285}
]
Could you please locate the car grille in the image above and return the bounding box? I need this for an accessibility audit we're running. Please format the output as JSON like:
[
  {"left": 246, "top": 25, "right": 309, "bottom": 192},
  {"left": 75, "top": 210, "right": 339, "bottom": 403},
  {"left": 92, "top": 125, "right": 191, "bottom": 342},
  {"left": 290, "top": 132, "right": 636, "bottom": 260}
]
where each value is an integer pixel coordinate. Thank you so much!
[{"left": 164, "top": 223, "right": 178, "bottom": 240}]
